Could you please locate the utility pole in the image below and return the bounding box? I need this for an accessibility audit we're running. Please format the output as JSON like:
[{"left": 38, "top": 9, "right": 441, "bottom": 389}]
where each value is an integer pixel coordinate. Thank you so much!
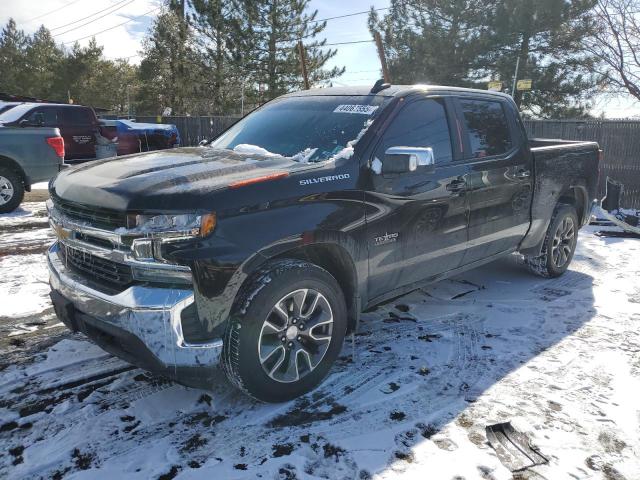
[
  {"left": 298, "top": 41, "right": 310, "bottom": 90},
  {"left": 374, "top": 30, "right": 391, "bottom": 83},
  {"left": 241, "top": 81, "right": 245, "bottom": 116},
  {"left": 511, "top": 56, "right": 521, "bottom": 98}
]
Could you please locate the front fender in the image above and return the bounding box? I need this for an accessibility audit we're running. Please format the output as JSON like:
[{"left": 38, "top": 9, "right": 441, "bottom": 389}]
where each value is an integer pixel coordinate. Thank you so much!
[{"left": 168, "top": 191, "right": 368, "bottom": 339}]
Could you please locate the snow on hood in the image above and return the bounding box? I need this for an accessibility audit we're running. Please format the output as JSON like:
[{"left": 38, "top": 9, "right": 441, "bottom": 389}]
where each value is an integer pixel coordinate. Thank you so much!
[
  {"left": 233, "top": 144, "right": 280, "bottom": 157},
  {"left": 230, "top": 119, "right": 374, "bottom": 165}
]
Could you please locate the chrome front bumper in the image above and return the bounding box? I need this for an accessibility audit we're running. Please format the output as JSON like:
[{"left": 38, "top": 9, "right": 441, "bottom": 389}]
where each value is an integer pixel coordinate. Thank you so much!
[{"left": 47, "top": 242, "right": 223, "bottom": 379}]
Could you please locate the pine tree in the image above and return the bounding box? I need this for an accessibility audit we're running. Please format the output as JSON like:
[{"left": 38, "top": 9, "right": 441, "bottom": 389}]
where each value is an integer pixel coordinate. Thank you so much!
[
  {"left": 247, "top": 0, "right": 344, "bottom": 100},
  {"left": 55, "top": 39, "right": 104, "bottom": 105},
  {"left": 371, "top": 0, "right": 601, "bottom": 118},
  {"left": 138, "top": 8, "right": 201, "bottom": 114},
  {"left": 0, "top": 19, "right": 29, "bottom": 96},
  {"left": 189, "top": 0, "right": 252, "bottom": 113},
  {"left": 486, "top": 0, "right": 599, "bottom": 117},
  {"left": 23, "top": 26, "right": 65, "bottom": 100},
  {"left": 368, "top": 0, "right": 495, "bottom": 86}
]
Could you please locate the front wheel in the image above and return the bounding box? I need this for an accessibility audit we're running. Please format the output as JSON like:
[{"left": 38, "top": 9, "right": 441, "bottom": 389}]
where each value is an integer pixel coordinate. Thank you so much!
[
  {"left": 0, "top": 167, "right": 25, "bottom": 214},
  {"left": 524, "top": 204, "right": 579, "bottom": 278},
  {"left": 222, "top": 260, "right": 347, "bottom": 402}
]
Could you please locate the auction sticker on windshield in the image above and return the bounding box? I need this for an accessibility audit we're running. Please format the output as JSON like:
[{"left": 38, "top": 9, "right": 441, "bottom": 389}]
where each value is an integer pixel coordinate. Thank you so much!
[{"left": 333, "top": 105, "right": 379, "bottom": 115}]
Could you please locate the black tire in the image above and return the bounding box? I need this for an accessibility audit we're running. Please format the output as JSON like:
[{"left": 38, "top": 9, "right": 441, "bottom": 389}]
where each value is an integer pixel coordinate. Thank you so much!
[
  {"left": 524, "top": 204, "right": 579, "bottom": 278},
  {"left": 222, "top": 259, "right": 347, "bottom": 403},
  {"left": 0, "top": 166, "right": 25, "bottom": 214}
]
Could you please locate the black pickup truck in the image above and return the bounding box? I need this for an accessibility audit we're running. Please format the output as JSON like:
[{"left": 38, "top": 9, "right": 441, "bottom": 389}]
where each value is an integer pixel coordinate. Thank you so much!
[{"left": 47, "top": 84, "right": 600, "bottom": 402}]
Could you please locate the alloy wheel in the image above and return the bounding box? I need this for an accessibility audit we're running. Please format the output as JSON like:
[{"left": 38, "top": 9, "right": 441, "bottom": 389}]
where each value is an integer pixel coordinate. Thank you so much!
[
  {"left": 551, "top": 216, "right": 575, "bottom": 268},
  {"left": 258, "top": 288, "right": 334, "bottom": 383},
  {"left": 0, "top": 176, "right": 14, "bottom": 206}
]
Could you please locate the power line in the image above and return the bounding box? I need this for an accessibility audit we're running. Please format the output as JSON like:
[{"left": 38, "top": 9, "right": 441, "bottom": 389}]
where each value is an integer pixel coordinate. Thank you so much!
[
  {"left": 320, "top": 39, "right": 375, "bottom": 47},
  {"left": 310, "top": 7, "right": 389, "bottom": 25},
  {"left": 51, "top": 0, "right": 131, "bottom": 32},
  {"left": 54, "top": 0, "right": 136, "bottom": 38},
  {"left": 342, "top": 69, "right": 380, "bottom": 74},
  {"left": 24, "top": 0, "right": 83, "bottom": 23},
  {"left": 62, "top": 6, "right": 159, "bottom": 45}
]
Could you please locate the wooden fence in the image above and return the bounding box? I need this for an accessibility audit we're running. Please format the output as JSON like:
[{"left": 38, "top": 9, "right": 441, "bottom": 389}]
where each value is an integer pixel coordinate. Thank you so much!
[
  {"left": 525, "top": 119, "right": 640, "bottom": 209},
  {"left": 137, "top": 115, "right": 240, "bottom": 148},
  {"left": 137, "top": 115, "right": 640, "bottom": 209}
]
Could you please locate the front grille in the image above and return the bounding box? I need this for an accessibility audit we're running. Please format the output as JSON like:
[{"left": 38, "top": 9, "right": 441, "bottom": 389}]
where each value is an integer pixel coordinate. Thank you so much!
[
  {"left": 51, "top": 192, "right": 128, "bottom": 230},
  {"left": 59, "top": 244, "right": 133, "bottom": 289}
]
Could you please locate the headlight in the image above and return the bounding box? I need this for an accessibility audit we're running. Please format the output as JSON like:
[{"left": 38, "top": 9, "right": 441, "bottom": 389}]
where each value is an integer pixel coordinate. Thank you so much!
[
  {"left": 125, "top": 212, "right": 216, "bottom": 238},
  {"left": 128, "top": 212, "right": 216, "bottom": 265}
]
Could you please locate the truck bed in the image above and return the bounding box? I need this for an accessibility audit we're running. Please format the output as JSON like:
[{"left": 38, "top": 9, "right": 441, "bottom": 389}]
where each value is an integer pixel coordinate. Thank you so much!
[{"left": 519, "top": 139, "right": 600, "bottom": 254}]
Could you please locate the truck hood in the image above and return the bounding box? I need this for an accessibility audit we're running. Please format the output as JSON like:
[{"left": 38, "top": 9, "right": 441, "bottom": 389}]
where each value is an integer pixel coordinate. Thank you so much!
[{"left": 51, "top": 147, "right": 319, "bottom": 212}]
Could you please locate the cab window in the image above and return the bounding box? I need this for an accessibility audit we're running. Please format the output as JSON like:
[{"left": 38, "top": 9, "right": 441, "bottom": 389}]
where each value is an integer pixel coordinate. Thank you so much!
[
  {"left": 23, "top": 107, "right": 59, "bottom": 127},
  {"left": 459, "top": 99, "right": 512, "bottom": 158},
  {"left": 62, "top": 107, "right": 93, "bottom": 126},
  {"left": 375, "top": 99, "right": 453, "bottom": 164}
]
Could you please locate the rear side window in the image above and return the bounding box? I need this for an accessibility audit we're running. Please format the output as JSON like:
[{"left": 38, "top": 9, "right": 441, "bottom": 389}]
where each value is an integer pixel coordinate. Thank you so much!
[
  {"left": 24, "top": 107, "right": 59, "bottom": 127},
  {"left": 63, "top": 107, "right": 93, "bottom": 126},
  {"left": 459, "top": 99, "right": 512, "bottom": 158},
  {"left": 376, "top": 99, "right": 453, "bottom": 164}
]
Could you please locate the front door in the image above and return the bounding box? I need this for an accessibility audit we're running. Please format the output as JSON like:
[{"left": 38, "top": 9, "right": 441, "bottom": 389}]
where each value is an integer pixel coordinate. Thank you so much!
[
  {"left": 365, "top": 97, "right": 469, "bottom": 300},
  {"left": 455, "top": 96, "right": 533, "bottom": 264}
]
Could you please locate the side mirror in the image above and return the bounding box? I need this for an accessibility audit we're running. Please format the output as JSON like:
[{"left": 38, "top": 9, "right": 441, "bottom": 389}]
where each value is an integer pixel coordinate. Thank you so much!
[
  {"left": 382, "top": 146, "right": 434, "bottom": 175},
  {"left": 19, "top": 119, "right": 30, "bottom": 128},
  {"left": 198, "top": 139, "right": 209, "bottom": 146}
]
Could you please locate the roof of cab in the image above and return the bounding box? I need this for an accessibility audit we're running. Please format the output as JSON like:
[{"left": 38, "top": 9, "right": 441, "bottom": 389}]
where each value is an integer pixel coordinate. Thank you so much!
[{"left": 283, "top": 84, "right": 512, "bottom": 100}]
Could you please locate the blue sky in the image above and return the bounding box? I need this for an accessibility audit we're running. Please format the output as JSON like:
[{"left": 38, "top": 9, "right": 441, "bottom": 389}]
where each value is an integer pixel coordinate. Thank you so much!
[
  {"left": 0, "top": 0, "right": 389, "bottom": 87},
  {"left": 309, "top": 0, "right": 390, "bottom": 87},
  {"left": 0, "top": 0, "right": 637, "bottom": 116}
]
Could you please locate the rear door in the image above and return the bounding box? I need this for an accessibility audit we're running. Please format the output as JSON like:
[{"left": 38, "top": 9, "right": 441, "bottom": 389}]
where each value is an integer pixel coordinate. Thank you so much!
[
  {"left": 455, "top": 96, "right": 533, "bottom": 264},
  {"left": 60, "top": 106, "right": 97, "bottom": 161},
  {"left": 365, "top": 96, "right": 469, "bottom": 300}
]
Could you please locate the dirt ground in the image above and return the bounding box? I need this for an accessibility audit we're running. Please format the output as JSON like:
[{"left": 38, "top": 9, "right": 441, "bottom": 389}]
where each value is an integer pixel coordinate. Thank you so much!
[{"left": 1, "top": 193, "right": 639, "bottom": 480}]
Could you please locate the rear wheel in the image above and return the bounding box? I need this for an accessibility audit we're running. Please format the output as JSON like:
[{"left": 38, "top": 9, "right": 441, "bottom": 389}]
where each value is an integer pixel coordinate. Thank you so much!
[
  {"left": 524, "top": 204, "right": 578, "bottom": 278},
  {"left": 222, "top": 260, "right": 347, "bottom": 402}
]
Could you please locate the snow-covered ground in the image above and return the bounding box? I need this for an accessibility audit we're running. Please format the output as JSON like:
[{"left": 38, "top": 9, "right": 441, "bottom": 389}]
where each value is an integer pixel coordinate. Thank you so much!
[{"left": 1, "top": 200, "right": 639, "bottom": 480}]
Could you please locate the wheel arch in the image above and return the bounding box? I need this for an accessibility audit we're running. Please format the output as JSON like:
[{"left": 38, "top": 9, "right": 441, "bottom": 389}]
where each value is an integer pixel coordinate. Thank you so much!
[
  {"left": 270, "top": 242, "right": 360, "bottom": 334},
  {"left": 558, "top": 185, "right": 588, "bottom": 225},
  {"left": 519, "top": 184, "right": 587, "bottom": 257},
  {"left": 0, "top": 155, "right": 29, "bottom": 190}
]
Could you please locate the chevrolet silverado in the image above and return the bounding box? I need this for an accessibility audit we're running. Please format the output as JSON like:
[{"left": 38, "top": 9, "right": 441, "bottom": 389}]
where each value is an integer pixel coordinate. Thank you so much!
[{"left": 47, "top": 84, "right": 600, "bottom": 402}]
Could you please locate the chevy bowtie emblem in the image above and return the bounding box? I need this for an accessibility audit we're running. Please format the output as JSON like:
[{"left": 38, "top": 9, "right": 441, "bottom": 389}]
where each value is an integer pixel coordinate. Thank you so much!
[{"left": 54, "top": 223, "right": 72, "bottom": 241}]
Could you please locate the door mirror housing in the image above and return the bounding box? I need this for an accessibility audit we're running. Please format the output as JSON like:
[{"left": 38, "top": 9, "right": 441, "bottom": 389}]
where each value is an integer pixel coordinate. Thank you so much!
[{"left": 382, "top": 146, "right": 435, "bottom": 174}]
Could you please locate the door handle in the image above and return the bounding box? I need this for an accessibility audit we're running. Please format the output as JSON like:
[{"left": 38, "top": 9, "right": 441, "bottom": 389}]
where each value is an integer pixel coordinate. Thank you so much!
[
  {"left": 446, "top": 179, "right": 466, "bottom": 192},
  {"left": 515, "top": 169, "right": 531, "bottom": 179}
]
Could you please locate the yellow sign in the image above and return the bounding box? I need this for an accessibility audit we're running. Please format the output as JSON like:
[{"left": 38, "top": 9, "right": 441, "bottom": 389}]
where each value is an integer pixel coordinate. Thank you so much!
[
  {"left": 517, "top": 79, "right": 532, "bottom": 91},
  {"left": 488, "top": 81, "right": 503, "bottom": 91}
]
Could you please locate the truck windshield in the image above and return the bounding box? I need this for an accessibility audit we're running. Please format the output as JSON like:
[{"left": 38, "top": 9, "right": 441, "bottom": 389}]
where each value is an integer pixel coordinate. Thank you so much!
[
  {"left": 210, "top": 95, "right": 388, "bottom": 162},
  {"left": 0, "top": 104, "right": 34, "bottom": 124}
]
